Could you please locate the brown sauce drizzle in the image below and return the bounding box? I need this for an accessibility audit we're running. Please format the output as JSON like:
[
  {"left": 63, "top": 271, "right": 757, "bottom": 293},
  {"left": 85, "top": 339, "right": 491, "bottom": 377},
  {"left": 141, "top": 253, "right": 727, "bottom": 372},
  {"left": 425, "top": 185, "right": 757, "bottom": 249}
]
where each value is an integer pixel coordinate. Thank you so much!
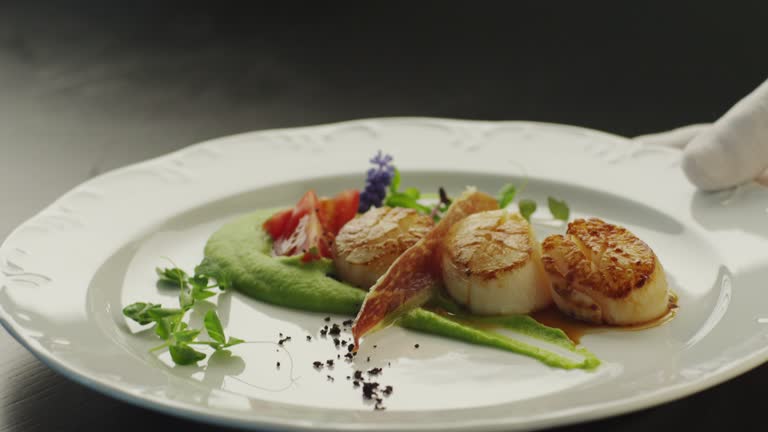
[
  {"left": 425, "top": 292, "right": 678, "bottom": 345},
  {"left": 531, "top": 293, "right": 679, "bottom": 344}
]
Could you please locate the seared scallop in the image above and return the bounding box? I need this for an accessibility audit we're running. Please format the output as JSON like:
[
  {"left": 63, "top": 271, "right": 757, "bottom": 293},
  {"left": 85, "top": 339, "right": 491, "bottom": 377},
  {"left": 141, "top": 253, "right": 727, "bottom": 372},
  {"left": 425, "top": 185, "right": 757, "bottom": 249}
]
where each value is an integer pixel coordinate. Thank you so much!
[
  {"left": 541, "top": 218, "right": 670, "bottom": 326},
  {"left": 333, "top": 206, "right": 434, "bottom": 289},
  {"left": 440, "top": 210, "right": 552, "bottom": 315}
]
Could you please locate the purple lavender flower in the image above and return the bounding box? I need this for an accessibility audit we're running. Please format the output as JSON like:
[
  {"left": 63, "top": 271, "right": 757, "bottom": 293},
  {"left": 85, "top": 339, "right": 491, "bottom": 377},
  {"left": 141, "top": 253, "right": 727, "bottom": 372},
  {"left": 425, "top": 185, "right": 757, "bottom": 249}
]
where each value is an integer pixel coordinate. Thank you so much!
[{"left": 359, "top": 151, "right": 395, "bottom": 212}]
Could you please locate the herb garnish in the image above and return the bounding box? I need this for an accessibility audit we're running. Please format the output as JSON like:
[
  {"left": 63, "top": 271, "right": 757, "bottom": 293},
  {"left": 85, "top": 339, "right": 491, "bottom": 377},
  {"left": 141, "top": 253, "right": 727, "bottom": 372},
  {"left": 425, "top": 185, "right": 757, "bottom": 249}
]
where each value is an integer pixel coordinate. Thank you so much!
[
  {"left": 123, "top": 264, "right": 245, "bottom": 365},
  {"left": 497, "top": 184, "right": 517, "bottom": 209},
  {"left": 364, "top": 152, "right": 573, "bottom": 223},
  {"left": 384, "top": 168, "right": 432, "bottom": 214},
  {"left": 497, "top": 183, "right": 571, "bottom": 222},
  {"left": 547, "top": 196, "right": 570, "bottom": 221},
  {"left": 518, "top": 199, "right": 538, "bottom": 221}
]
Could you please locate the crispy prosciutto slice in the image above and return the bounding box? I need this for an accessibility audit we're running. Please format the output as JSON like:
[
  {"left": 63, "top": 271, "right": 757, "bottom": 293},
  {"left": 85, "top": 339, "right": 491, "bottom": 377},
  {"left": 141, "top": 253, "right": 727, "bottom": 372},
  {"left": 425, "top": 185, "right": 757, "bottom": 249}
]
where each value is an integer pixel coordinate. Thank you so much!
[{"left": 351, "top": 189, "right": 499, "bottom": 347}]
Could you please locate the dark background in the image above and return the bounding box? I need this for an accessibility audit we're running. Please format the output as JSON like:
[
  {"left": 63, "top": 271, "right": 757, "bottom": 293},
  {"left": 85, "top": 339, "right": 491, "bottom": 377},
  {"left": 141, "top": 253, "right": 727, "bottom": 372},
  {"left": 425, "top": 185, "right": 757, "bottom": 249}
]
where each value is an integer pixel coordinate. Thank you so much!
[{"left": 1, "top": 2, "right": 767, "bottom": 431}]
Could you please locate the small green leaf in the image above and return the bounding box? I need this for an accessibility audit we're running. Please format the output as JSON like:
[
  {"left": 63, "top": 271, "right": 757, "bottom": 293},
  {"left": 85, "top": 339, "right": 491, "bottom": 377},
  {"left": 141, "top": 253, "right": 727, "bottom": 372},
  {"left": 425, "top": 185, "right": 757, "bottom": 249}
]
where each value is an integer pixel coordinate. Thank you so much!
[
  {"left": 122, "top": 302, "right": 161, "bottom": 325},
  {"left": 498, "top": 184, "right": 517, "bottom": 208},
  {"left": 179, "top": 285, "right": 194, "bottom": 310},
  {"left": 390, "top": 168, "right": 401, "bottom": 193},
  {"left": 204, "top": 310, "right": 226, "bottom": 345},
  {"left": 403, "top": 187, "right": 420, "bottom": 200},
  {"left": 146, "top": 308, "right": 183, "bottom": 320},
  {"left": 190, "top": 273, "right": 216, "bottom": 300},
  {"left": 192, "top": 290, "right": 216, "bottom": 301},
  {"left": 195, "top": 341, "right": 223, "bottom": 349},
  {"left": 174, "top": 329, "right": 201, "bottom": 343},
  {"left": 188, "top": 274, "right": 209, "bottom": 290},
  {"left": 519, "top": 199, "right": 537, "bottom": 221},
  {"left": 547, "top": 196, "right": 570, "bottom": 221},
  {"left": 216, "top": 274, "right": 232, "bottom": 290},
  {"left": 225, "top": 337, "right": 245, "bottom": 348},
  {"left": 168, "top": 343, "right": 206, "bottom": 365},
  {"left": 385, "top": 193, "right": 432, "bottom": 214},
  {"left": 195, "top": 259, "right": 232, "bottom": 290},
  {"left": 154, "top": 317, "right": 174, "bottom": 340},
  {"left": 156, "top": 267, "right": 188, "bottom": 287}
]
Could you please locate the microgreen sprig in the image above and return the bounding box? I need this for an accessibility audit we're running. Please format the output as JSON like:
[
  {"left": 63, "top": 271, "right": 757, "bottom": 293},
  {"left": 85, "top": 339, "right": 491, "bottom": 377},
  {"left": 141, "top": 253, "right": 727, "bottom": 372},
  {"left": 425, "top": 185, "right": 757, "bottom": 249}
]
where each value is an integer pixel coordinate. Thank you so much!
[
  {"left": 497, "top": 183, "right": 571, "bottom": 222},
  {"left": 123, "top": 265, "right": 243, "bottom": 366},
  {"left": 547, "top": 196, "right": 570, "bottom": 221},
  {"left": 385, "top": 168, "right": 432, "bottom": 214}
]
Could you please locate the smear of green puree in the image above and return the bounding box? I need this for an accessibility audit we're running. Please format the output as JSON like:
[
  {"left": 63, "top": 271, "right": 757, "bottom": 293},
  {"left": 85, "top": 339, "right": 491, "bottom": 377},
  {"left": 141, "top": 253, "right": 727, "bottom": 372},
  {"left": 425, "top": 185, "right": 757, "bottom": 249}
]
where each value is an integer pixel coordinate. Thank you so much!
[{"left": 197, "top": 210, "right": 600, "bottom": 370}]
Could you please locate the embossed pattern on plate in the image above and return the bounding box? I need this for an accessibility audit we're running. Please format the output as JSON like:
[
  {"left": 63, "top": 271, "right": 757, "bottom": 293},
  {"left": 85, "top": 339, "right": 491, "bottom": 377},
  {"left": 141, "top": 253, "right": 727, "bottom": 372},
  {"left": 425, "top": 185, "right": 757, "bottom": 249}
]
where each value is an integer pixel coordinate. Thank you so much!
[{"left": 1, "top": 118, "right": 767, "bottom": 431}]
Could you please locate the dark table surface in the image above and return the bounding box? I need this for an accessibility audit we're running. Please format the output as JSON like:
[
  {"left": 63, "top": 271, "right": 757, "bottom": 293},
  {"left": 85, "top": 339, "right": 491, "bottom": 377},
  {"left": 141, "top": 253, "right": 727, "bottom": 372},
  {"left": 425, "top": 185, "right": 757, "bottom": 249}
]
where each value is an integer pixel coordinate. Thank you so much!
[{"left": 1, "top": 2, "right": 767, "bottom": 431}]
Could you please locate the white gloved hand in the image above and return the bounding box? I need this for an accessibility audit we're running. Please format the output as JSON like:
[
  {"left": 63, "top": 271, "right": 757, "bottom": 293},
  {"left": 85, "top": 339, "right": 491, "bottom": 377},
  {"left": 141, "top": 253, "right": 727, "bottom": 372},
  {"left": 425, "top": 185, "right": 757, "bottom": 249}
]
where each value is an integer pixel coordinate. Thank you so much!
[{"left": 634, "top": 79, "right": 768, "bottom": 191}]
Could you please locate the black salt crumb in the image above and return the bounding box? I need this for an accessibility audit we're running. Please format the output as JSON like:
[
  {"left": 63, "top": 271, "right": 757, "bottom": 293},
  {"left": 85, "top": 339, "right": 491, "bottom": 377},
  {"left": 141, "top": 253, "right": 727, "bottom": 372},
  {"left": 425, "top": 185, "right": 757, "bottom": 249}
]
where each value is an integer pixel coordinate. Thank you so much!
[
  {"left": 278, "top": 336, "right": 291, "bottom": 345},
  {"left": 327, "top": 375, "right": 335, "bottom": 382},
  {"left": 353, "top": 370, "right": 364, "bottom": 380},
  {"left": 346, "top": 376, "right": 351, "bottom": 380},
  {"left": 333, "top": 338, "right": 340, "bottom": 347},
  {"left": 347, "top": 344, "right": 355, "bottom": 352},
  {"left": 341, "top": 340, "right": 348, "bottom": 346},
  {"left": 387, "top": 362, "right": 391, "bottom": 367},
  {"left": 373, "top": 345, "right": 377, "bottom": 349},
  {"left": 306, "top": 335, "right": 312, "bottom": 341},
  {"left": 313, "top": 361, "right": 323, "bottom": 368},
  {"left": 342, "top": 319, "right": 353, "bottom": 326},
  {"left": 329, "top": 324, "right": 341, "bottom": 336},
  {"left": 367, "top": 367, "right": 382, "bottom": 375},
  {"left": 353, "top": 352, "right": 358, "bottom": 357},
  {"left": 320, "top": 329, "right": 327, "bottom": 336},
  {"left": 414, "top": 344, "right": 420, "bottom": 349},
  {"left": 276, "top": 362, "right": 281, "bottom": 368},
  {"left": 324, "top": 317, "right": 331, "bottom": 322},
  {"left": 279, "top": 332, "right": 283, "bottom": 337},
  {"left": 362, "top": 382, "right": 379, "bottom": 399},
  {"left": 344, "top": 353, "right": 354, "bottom": 360},
  {"left": 383, "top": 385, "right": 393, "bottom": 395},
  {"left": 373, "top": 396, "right": 386, "bottom": 410},
  {"left": 326, "top": 359, "right": 335, "bottom": 367},
  {"left": 353, "top": 380, "right": 360, "bottom": 387},
  {"left": 324, "top": 325, "right": 329, "bottom": 330},
  {"left": 366, "top": 357, "right": 370, "bottom": 362}
]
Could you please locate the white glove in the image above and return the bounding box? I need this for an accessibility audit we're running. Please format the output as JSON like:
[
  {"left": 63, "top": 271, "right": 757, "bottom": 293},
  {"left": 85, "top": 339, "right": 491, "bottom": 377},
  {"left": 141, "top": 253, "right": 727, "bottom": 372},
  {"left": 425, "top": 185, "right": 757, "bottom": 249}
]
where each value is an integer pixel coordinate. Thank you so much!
[{"left": 634, "top": 79, "right": 768, "bottom": 191}]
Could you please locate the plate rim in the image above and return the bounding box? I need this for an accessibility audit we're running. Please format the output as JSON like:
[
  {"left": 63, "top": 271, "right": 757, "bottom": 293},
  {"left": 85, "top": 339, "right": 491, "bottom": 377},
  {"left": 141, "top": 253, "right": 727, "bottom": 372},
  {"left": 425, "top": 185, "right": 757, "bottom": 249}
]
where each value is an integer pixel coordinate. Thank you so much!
[{"left": 1, "top": 116, "right": 766, "bottom": 432}]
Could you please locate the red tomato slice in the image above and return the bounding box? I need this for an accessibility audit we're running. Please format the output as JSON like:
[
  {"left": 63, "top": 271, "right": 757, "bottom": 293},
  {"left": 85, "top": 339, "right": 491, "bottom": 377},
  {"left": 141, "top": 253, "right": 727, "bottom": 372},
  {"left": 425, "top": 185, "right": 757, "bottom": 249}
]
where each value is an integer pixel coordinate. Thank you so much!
[
  {"left": 264, "top": 189, "right": 360, "bottom": 261},
  {"left": 318, "top": 189, "right": 360, "bottom": 235},
  {"left": 263, "top": 208, "right": 292, "bottom": 239},
  {"left": 329, "top": 189, "right": 360, "bottom": 234},
  {"left": 265, "top": 190, "right": 329, "bottom": 261},
  {"left": 283, "top": 190, "right": 321, "bottom": 238}
]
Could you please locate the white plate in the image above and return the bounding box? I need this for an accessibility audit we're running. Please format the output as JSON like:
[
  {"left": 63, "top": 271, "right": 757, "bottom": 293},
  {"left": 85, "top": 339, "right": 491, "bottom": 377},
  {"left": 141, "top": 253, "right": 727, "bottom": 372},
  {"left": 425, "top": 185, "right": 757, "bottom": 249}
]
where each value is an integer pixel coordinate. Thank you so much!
[{"left": 1, "top": 118, "right": 767, "bottom": 431}]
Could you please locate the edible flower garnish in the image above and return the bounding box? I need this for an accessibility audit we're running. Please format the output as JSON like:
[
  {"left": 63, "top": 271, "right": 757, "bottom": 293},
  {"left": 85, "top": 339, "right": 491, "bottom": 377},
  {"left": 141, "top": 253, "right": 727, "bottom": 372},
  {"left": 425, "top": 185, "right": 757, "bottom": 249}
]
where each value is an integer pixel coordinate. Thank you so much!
[
  {"left": 360, "top": 152, "right": 452, "bottom": 220},
  {"left": 359, "top": 151, "right": 395, "bottom": 212}
]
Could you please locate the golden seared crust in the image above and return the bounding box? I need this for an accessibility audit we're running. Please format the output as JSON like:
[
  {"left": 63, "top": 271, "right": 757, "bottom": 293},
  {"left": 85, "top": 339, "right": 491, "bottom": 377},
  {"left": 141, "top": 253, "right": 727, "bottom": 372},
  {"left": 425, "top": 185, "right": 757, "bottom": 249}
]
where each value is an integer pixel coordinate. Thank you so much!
[
  {"left": 541, "top": 218, "right": 657, "bottom": 299},
  {"left": 443, "top": 210, "right": 533, "bottom": 279},
  {"left": 333, "top": 207, "right": 433, "bottom": 265},
  {"left": 352, "top": 189, "right": 500, "bottom": 346}
]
